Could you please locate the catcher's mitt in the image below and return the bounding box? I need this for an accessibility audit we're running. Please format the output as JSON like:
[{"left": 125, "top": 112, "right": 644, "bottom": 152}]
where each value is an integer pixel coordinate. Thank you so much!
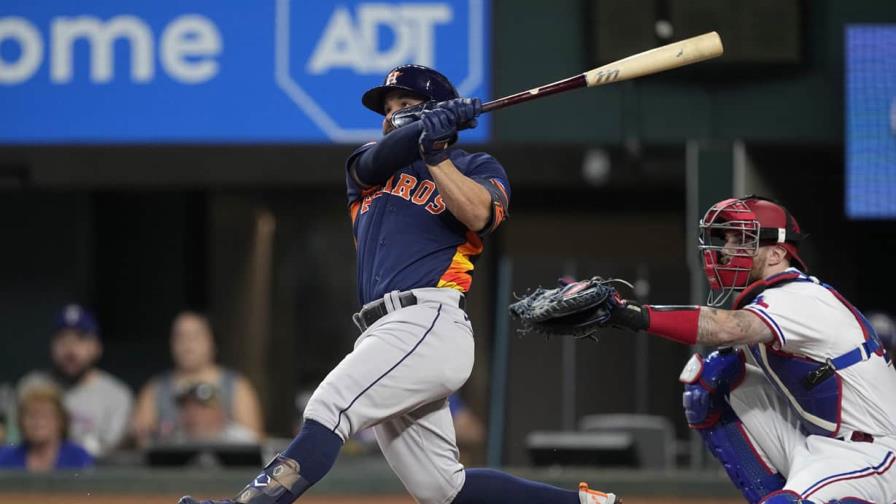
[{"left": 508, "top": 277, "right": 629, "bottom": 339}]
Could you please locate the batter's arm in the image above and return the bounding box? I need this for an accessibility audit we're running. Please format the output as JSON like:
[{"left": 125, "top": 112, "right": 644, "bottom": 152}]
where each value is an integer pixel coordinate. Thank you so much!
[
  {"left": 697, "top": 307, "right": 774, "bottom": 346},
  {"left": 427, "top": 158, "right": 492, "bottom": 231}
]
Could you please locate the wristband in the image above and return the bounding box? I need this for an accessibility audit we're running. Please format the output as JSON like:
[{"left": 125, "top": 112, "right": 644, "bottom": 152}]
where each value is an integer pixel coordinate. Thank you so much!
[{"left": 644, "top": 305, "right": 700, "bottom": 345}]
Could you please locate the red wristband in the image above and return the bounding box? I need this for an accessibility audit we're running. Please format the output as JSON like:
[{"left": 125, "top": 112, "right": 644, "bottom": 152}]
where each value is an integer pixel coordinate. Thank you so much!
[{"left": 645, "top": 305, "right": 700, "bottom": 345}]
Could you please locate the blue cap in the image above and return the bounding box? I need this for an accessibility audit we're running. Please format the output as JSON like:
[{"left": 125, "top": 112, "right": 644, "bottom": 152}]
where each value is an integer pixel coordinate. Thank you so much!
[
  {"left": 53, "top": 304, "right": 99, "bottom": 337},
  {"left": 362, "top": 64, "right": 459, "bottom": 115}
]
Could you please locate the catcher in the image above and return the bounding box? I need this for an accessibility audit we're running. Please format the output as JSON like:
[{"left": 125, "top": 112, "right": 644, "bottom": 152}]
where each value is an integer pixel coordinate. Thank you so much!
[{"left": 511, "top": 196, "right": 896, "bottom": 504}]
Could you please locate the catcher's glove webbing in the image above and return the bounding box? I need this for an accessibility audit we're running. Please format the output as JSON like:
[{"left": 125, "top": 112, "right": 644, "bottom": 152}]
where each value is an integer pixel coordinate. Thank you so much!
[{"left": 508, "top": 277, "right": 634, "bottom": 339}]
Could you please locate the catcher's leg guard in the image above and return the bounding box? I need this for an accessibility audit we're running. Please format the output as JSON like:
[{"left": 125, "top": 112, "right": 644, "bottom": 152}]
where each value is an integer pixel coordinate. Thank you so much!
[
  {"left": 758, "top": 491, "right": 872, "bottom": 504},
  {"left": 680, "top": 350, "right": 785, "bottom": 504},
  {"left": 758, "top": 490, "right": 803, "bottom": 503}
]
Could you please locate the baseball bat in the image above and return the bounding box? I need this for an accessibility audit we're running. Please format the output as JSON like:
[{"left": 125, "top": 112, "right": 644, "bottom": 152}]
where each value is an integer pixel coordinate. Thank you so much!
[{"left": 480, "top": 31, "right": 723, "bottom": 113}]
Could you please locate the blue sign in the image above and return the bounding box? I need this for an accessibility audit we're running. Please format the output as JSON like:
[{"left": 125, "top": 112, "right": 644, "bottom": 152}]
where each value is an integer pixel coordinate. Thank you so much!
[
  {"left": 846, "top": 25, "right": 896, "bottom": 219},
  {"left": 0, "top": 0, "right": 490, "bottom": 144}
]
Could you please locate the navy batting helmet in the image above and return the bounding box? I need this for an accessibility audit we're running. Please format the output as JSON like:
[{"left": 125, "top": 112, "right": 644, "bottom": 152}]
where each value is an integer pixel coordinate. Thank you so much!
[{"left": 362, "top": 64, "right": 459, "bottom": 115}]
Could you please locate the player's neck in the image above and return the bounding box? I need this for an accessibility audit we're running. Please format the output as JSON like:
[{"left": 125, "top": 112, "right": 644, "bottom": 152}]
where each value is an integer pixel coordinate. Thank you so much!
[{"left": 761, "top": 261, "right": 791, "bottom": 280}]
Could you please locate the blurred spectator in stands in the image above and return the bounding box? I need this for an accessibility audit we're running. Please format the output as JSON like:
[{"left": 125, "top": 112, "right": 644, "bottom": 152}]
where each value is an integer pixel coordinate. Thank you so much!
[
  {"left": 169, "top": 383, "right": 257, "bottom": 444},
  {"left": 0, "top": 385, "right": 93, "bottom": 471},
  {"left": 448, "top": 393, "right": 486, "bottom": 465},
  {"left": 0, "top": 382, "right": 14, "bottom": 445},
  {"left": 18, "top": 304, "right": 133, "bottom": 457},
  {"left": 132, "top": 311, "right": 263, "bottom": 446},
  {"left": 868, "top": 311, "right": 896, "bottom": 355}
]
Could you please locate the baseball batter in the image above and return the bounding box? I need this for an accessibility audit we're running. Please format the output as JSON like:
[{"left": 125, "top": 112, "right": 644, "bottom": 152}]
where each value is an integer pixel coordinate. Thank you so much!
[
  {"left": 600, "top": 196, "right": 896, "bottom": 503},
  {"left": 179, "top": 65, "right": 617, "bottom": 504}
]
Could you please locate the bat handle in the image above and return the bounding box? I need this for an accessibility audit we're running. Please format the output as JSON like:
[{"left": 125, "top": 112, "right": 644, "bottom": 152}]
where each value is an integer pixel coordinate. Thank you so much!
[
  {"left": 480, "top": 99, "right": 504, "bottom": 114},
  {"left": 479, "top": 74, "right": 586, "bottom": 115}
]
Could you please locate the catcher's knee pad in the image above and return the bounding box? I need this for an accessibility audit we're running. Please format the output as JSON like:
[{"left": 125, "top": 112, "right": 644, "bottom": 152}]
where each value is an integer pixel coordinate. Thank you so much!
[
  {"left": 232, "top": 455, "right": 311, "bottom": 504},
  {"left": 680, "top": 350, "right": 783, "bottom": 504},
  {"left": 680, "top": 349, "right": 746, "bottom": 427}
]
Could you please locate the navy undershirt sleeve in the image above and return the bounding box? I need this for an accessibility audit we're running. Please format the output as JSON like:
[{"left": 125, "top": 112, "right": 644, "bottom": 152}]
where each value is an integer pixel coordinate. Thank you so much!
[{"left": 351, "top": 122, "right": 424, "bottom": 187}]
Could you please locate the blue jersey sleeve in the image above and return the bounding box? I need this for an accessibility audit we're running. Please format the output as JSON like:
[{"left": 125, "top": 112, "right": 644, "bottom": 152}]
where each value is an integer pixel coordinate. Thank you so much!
[
  {"left": 464, "top": 152, "right": 511, "bottom": 236},
  {"left": 346, "top": 142, "right": 377, "bottom": 206}
]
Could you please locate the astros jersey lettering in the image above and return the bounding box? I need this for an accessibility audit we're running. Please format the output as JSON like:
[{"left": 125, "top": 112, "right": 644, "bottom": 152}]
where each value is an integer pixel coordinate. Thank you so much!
[{"left": 345, "top": 145, "right": 510, "bottom": 304}]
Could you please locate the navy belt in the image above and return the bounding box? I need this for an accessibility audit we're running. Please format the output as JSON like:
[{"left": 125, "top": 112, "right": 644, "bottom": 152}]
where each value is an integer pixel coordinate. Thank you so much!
[{"left": 353, "top": 292, "right": 465, "bottom": 332}]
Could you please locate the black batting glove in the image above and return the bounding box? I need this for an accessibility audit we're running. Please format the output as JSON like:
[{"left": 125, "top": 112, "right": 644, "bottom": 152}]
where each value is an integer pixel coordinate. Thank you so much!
[
  {"left": 419, "top": 108, "right": 457, "bottom": 165},
  {"left": 437, "top": 98, "right": 481, "bottom": 130}
]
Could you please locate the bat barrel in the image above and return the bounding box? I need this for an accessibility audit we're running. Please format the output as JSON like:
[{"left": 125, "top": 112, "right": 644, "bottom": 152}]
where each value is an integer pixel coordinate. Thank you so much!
[
  {"left": 584, "top": 31, "right": 723, "bottom": 87},
  {"left": 479, "top": 31, "right": 723, "bottom": 113}
]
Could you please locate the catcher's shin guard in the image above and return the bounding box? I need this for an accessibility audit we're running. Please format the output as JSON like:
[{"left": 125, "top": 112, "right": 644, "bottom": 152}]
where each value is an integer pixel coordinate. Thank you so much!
[{"left": 680, "top": 350, "right": 784, "bottom": 504}]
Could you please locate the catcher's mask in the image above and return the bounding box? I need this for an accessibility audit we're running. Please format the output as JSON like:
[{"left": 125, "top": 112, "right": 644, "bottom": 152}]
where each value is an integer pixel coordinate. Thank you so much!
[{"left": 699, "top": 196, "right": 807, "bottom": 306}]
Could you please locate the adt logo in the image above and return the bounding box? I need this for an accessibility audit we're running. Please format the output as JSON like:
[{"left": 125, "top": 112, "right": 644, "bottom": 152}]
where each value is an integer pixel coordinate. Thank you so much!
[{"left": 275, "top": 0, "right": 488, "bottom": 143}]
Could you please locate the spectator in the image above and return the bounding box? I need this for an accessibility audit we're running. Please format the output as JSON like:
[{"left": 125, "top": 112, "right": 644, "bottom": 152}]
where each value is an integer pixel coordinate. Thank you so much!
[
  {"left": 0, "top": 385, "right": 93, "bottom": 471},
  {"left": 868, "top": 311, "right": 896, "bottom": 355},
  {"left": 448, "top": 393, "right": 486, "bottom": 465},
  {"left": 170, "top": 383, "right": 257, "bottom": 444},
  {"left": 132, "top": 311, "right": 264, "bottom": 446},
  {"left": 18, "top": 304, "right": 133, "bottom": 457}
]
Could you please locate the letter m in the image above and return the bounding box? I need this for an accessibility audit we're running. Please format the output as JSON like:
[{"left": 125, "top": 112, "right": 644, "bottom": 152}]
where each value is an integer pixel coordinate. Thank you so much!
[{"left": 51, "top": 16, "right": 154, "bottom": 84}]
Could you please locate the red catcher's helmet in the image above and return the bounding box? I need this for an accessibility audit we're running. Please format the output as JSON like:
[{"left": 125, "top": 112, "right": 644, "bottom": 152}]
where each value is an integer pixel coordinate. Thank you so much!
[{"left": 699, "top": 196, "right": 807, "bottom": 306}]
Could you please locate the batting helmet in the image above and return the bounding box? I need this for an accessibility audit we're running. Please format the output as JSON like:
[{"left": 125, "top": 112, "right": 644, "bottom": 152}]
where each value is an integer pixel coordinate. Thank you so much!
[
  {"left": 362, "top": 64, "right": 459, "bottom": 115},
  {"left": 699, "top": 196, "right": 807, "bottom": 305}
]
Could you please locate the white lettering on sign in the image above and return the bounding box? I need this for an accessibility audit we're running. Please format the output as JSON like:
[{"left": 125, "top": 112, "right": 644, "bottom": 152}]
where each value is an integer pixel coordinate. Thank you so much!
[
  {"left": 51, "top": 15, "right": 155, "bottom": 83},
  {"left": 307, "top": 3, "right": 452, "bottom": 75},
  {"left": 0, "top": 17, "right": 43, "bottom": 84},
  {"left": 0, "top": 14, "right": 221, "bottom": 85},
  {"left": 160, "top": 15, "right": 222, "bottom": 84}
]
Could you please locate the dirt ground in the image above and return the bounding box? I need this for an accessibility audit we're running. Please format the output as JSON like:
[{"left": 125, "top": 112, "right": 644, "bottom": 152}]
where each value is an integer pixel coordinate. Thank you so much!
[{"left": 0, "top": 495, "right": 743, "bottom": 504}]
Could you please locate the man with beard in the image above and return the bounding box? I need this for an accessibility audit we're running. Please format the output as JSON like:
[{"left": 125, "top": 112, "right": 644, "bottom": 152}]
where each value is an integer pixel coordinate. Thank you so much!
[
  {"left": 577, "top": 196, "right": 896, "bottom": 503},
  {"left": 18, "top": 304, "right": 133, "bottom": 457}
]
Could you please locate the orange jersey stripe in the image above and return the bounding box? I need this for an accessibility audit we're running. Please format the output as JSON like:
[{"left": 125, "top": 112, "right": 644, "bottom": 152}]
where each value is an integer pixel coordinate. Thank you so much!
[
  {"left": 437, "top": 231, "right": 484, "bottom": 292},
  {"left": 349, "top": 200, "right": 362, "bottom": 225}
]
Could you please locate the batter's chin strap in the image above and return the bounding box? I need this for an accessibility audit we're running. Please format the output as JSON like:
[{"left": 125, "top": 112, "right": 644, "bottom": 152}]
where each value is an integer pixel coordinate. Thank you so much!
[{"left": 233, "top": 455, "right": 310, "bottom": 504}]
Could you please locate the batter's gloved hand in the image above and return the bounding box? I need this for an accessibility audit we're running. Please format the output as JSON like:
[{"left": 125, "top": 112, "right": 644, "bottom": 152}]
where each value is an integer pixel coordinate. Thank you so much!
[
  {"left": 508, "top": 277, "right": 635, "bottom": 340},
  {"left": 436, "top": 98, "right": 481, "bottom": 130},
  {"left": 419, "top": 108, "right": 458, "bottom": 165}
]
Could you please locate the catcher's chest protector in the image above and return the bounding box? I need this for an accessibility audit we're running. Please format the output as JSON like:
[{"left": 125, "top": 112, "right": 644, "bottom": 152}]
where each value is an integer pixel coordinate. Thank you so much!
[{"left": 737, "top": 270, "right": 891, "bottom": 437}]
